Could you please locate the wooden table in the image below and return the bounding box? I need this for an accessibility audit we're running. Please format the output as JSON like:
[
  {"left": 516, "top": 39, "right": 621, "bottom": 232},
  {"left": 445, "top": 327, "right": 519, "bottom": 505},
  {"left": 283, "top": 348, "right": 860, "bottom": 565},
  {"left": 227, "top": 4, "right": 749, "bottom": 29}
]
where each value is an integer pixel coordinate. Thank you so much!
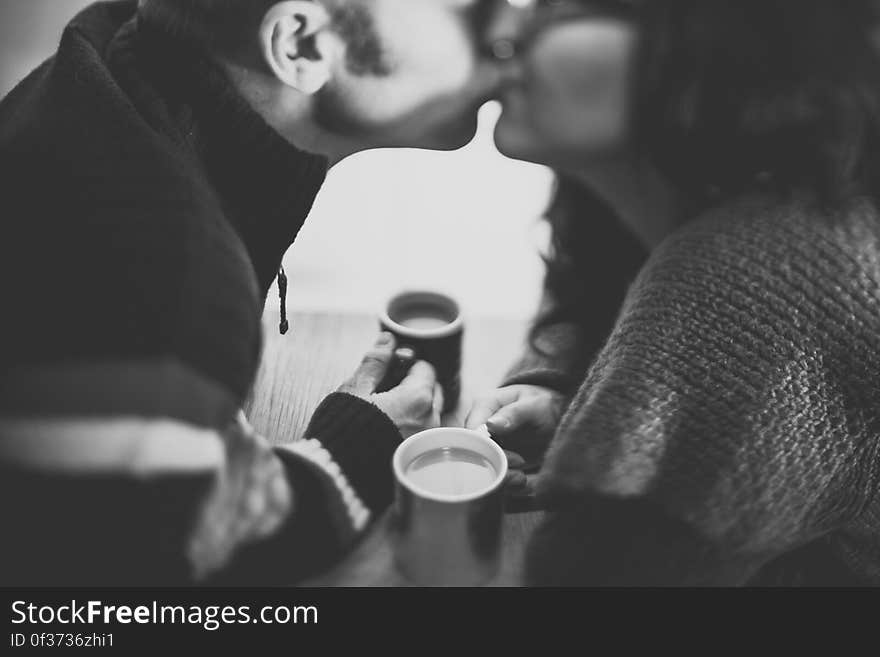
[{"left": 246, "top": 309, "right": 545, "bottom": 586}]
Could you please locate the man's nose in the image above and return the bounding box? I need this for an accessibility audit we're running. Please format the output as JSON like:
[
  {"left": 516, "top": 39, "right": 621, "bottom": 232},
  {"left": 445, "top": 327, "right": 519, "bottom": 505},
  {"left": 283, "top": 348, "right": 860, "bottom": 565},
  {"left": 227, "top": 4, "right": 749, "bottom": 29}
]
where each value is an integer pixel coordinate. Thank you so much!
[{"left": 481, "top": 0, "right": 536, "bottom": 62}]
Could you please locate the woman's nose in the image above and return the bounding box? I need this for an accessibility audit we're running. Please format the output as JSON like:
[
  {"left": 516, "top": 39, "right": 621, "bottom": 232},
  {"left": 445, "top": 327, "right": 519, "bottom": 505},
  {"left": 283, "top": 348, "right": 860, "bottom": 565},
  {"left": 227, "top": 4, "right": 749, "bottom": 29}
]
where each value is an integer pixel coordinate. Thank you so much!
[{"left": 481, "top": 0, "right": 536, "bottom": 62}]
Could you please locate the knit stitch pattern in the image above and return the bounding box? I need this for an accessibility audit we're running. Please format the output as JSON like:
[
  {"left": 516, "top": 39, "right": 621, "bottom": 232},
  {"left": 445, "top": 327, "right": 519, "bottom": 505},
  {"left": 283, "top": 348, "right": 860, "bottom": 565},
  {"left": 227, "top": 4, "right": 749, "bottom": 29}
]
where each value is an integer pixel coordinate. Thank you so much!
[{"left": 527, "top": 192, "right": 880, "bottom": 585}]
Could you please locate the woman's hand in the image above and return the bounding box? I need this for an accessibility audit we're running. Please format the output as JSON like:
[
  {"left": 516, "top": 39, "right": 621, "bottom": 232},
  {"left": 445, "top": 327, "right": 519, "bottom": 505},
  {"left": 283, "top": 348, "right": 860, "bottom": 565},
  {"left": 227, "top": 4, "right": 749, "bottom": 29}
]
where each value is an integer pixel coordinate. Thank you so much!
[
  {"left": 465, "top": 384, "right": 566, "bottom": 470},
  {"left": 339, "top": 333, "right": 443, "bottom": 439}
]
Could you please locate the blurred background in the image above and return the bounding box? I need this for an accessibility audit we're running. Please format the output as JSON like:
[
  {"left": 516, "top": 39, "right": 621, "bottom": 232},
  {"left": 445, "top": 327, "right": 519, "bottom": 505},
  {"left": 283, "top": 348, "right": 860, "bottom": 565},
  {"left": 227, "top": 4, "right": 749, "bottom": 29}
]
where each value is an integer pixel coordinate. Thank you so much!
[{"left": 0, "top": 0, "right": 553, "bottom": 321}]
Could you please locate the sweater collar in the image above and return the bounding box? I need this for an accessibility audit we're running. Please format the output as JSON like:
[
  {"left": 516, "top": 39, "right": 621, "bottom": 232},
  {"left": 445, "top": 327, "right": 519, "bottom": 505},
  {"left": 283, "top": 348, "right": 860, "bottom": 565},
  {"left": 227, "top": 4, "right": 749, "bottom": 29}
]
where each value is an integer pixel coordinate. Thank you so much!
[{"left": 100, "top": 4, "right": 329, "bottom": 298}]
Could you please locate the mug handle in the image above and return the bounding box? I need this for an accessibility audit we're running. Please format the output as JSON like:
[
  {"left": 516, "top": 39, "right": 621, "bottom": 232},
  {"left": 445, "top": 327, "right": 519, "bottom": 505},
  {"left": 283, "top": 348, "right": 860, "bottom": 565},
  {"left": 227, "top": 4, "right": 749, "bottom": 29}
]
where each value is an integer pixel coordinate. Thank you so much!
[{"left": 375, "top": 346, "right": 417, "bottom": 393}]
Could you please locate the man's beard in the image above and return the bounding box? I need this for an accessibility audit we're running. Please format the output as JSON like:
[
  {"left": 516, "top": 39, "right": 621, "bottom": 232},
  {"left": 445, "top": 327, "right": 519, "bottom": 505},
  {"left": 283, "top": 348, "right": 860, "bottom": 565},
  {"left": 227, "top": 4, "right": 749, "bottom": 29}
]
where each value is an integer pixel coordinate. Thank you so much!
[
  {"left": 313, "top": 76, "right": 485, "bottom": 150},
  {"left": 312, "top": 80, "right": 380, "bottom": 138},
  {"left": 313, "top": 10, "right": 484, "bottom": 147},
  {"left": 331, "top": 5, "right": 393, "bottom": 77},
  {"left": 314, "top": 6, "right": 399, "bottom": 137}
]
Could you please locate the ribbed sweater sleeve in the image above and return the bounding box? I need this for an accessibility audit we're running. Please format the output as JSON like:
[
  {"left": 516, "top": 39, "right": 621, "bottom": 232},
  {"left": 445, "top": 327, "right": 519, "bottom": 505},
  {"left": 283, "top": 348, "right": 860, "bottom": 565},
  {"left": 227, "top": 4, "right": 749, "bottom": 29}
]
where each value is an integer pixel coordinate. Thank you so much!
[
  {"left": 303, "top": 393, "right": 401, "bottom": 512},
  {"left": 525, "top": 195, "right": 880, "bottom": 586},
  {"left": 201, "top": 396, "right": 401, "bottom": 585}
]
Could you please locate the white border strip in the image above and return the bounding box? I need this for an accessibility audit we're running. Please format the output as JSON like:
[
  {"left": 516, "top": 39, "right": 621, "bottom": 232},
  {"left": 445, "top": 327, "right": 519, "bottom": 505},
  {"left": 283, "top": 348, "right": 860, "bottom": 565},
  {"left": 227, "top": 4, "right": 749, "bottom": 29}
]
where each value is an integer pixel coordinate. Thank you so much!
[
  {"left": 279, "top": 439, "right": 371, "bottom": 532},
  {"left": 0, "top": 418, "right": 225, "bottom": 475}
]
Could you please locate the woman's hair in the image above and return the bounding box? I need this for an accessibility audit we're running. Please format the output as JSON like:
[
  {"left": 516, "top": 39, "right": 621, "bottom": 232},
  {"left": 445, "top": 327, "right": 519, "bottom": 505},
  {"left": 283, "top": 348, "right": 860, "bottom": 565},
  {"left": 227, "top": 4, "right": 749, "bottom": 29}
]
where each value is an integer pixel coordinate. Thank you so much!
[
  {"left": 534, "top": 0, "right": 880, "bottom": 341},
  {"left": 636, "top": 0, "right": 880, "bottom": 200}
]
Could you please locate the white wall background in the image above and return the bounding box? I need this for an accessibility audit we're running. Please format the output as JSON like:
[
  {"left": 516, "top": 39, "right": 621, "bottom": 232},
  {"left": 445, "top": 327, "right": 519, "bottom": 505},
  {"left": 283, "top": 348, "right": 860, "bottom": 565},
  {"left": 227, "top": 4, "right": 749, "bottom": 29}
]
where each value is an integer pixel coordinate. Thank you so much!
[{"left": 1, "top": 0, "right": 553, "bottom": 321}]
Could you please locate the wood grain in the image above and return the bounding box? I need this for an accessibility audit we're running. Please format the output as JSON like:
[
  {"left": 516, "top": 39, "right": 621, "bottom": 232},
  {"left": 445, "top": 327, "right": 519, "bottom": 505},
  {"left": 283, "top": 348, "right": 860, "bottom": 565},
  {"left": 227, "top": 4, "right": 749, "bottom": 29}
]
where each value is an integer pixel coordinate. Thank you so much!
[
  {"left": 247, "top": 309, "right": 533, "bottom": 443},
  {"left": 245, "top": 309, "right": 544, "bottom": 586}
]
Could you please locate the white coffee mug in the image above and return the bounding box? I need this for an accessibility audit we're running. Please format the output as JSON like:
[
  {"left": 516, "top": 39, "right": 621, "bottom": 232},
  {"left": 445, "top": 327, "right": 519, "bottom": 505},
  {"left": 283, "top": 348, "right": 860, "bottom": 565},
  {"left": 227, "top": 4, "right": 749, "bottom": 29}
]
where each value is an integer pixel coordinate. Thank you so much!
[{"left": 391, "top": 427, "right": 508, "bottom": 586}]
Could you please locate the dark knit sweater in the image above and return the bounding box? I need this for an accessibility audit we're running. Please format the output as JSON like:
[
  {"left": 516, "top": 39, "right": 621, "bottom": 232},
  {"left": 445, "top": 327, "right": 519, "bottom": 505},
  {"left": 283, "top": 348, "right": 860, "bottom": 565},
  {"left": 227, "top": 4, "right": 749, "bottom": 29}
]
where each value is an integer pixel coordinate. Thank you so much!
[
  {"left": 507, "top": 192, "right": 880, "bottom": 586},
  {"left": 0, "top": 1, "right": 401, "bottom": 585}
]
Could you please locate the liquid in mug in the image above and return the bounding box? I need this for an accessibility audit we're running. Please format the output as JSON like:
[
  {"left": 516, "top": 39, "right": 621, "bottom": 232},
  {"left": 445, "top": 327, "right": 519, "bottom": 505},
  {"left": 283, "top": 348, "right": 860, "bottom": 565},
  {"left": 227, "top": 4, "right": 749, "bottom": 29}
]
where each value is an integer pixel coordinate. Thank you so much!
[
  {"left": 399, "top": 316, "right": 451, "bottom": 331},
  {"left": 404, "top": 447, "right": 497, "bottom": 496},
  {"left": 395, "top": 305, "right": 453, "bottom": 332}
]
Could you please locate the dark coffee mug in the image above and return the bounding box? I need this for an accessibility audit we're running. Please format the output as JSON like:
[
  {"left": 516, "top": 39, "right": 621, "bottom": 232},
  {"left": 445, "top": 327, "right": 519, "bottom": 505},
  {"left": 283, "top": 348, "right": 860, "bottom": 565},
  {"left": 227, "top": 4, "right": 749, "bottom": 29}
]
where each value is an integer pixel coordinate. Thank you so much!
[{"left": 378, "top": 291, "right": 463, "bottom": 414}]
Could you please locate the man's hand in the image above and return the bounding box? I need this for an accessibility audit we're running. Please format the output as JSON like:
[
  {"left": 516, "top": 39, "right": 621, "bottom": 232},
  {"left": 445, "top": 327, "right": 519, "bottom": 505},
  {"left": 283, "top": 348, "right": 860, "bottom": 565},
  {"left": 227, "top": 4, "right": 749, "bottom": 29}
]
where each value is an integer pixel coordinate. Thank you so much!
[{"left": 339, "top": 333, "right": 443, "bottom": 439}]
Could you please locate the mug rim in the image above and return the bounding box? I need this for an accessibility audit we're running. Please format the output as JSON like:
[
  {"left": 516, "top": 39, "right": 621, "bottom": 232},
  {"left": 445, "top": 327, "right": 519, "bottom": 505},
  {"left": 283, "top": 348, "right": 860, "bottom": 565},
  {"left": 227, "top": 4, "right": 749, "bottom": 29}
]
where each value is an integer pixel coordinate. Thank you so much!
[
  {"left": 380, "top": 290, "right": 464, "bottom": 339},
  {"left": 393, "top": 427, "right": 508, "bottom": 504}
]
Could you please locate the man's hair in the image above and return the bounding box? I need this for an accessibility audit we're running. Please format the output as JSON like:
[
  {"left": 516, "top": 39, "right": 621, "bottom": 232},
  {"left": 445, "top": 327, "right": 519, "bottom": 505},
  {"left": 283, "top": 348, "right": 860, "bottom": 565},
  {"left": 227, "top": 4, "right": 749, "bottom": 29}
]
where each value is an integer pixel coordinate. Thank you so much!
[
  {"left": 138, "top": 0, "right": 275, "bottom": 52},
  {"left": 138, "top": 0, "right": 390, "bottom": 75}
]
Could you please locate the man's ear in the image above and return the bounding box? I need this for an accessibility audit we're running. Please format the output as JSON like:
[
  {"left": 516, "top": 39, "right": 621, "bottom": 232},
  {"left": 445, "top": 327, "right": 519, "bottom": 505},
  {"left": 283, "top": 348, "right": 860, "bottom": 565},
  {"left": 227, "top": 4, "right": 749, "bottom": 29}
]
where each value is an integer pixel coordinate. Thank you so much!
[{"left": 259, "top": 1, "right": 335, "bottom": 95}]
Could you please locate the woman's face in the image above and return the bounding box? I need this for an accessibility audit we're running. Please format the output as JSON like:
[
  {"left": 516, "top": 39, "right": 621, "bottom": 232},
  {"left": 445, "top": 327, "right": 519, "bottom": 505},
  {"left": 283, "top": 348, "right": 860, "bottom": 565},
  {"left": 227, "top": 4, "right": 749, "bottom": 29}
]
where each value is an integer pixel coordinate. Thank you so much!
[{"left": 489, "top": 0, "right": 639, "bottom": 168}]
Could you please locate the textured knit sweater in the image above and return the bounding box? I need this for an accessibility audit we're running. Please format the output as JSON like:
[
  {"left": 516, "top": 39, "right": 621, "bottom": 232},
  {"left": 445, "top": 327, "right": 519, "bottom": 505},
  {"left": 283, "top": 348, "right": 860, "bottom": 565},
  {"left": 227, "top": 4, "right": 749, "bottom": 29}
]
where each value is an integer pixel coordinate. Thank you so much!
[
  {"left": 0, "top": 1, "right": 402, "bottom": 585},
  {"left": 506, "top": 192, "right": 880, "bottom": 586}
]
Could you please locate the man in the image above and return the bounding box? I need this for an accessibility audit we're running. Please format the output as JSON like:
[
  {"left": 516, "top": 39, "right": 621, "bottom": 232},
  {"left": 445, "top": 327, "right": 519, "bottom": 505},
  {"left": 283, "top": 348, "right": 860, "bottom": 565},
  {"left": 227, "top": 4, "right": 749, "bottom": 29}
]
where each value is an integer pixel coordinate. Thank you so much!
[{"left": 0, "top": 0, "right": 498, "bottom": 584}]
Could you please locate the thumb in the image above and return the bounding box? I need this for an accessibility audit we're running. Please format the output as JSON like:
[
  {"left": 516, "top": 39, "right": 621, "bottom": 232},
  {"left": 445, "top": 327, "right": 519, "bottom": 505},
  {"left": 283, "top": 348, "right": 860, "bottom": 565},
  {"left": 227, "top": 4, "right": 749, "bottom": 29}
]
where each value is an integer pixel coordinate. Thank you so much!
[
  {"left": 346, "top": 333, "right": 396, "bottom": 397},
  {"left": 485, "top": 398, "right": 540, "bottom": 435}
]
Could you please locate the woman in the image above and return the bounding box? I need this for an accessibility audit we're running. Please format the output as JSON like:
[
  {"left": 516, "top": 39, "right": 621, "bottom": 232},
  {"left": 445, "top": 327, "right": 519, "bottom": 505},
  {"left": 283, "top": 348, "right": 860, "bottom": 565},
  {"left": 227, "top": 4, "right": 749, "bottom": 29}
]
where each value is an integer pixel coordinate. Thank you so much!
[{"left": 467, "top": 0, "right": 880, "bottom": 585}]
